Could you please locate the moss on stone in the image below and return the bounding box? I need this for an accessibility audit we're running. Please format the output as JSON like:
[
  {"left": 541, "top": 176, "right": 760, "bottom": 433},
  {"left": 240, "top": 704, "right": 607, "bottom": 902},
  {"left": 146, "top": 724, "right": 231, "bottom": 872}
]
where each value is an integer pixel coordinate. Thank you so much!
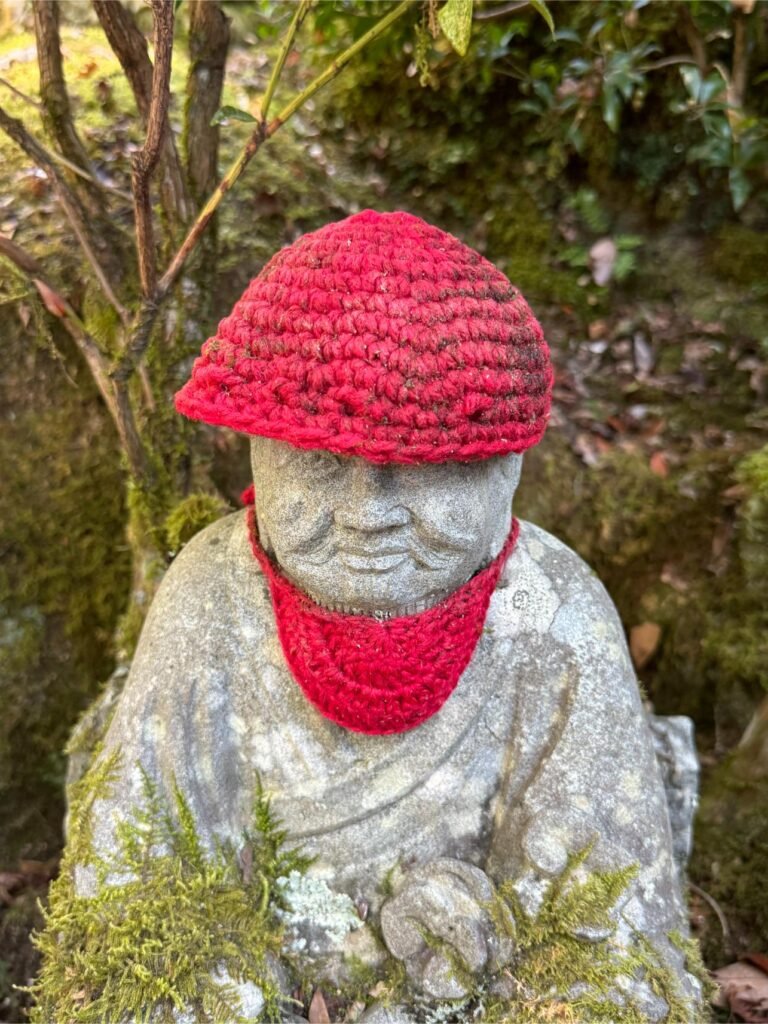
[
  {"left": 30, "top": 756, "right": 312, "bottom": 1023},
  {"left": 478, "top": 846, "right": 704, "bottom": 1024},
  {"left": 30, "top": 759, "right": 706, "bottom": 1024},
  {"left": 691, "top": 761, "right": 768, "bottom": 967},
  {"left": 164, "top": 492, "right": 230, "bottom": 555},
  {"left": 709, "top": 226, "right": 768, "bottom": 291},
  {"left": 0, "top": 306, "right": 130, "bottom": 867}
]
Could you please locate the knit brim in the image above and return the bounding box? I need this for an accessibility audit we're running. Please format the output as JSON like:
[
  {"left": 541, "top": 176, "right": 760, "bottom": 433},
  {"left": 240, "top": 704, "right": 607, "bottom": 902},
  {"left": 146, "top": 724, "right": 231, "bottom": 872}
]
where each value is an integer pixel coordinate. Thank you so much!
[
  {"left": 175, "top": 209, "right": 553, "bottom": 463},
  {"left": 174, "top": 378, "right": 549, "bottom": 462}
]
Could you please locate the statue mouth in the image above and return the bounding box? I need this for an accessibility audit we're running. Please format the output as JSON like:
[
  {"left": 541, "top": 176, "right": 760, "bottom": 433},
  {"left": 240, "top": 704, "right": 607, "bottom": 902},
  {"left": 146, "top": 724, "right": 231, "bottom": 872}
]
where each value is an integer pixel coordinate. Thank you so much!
[{"left": 337, "top": 548, "right": 410, "bottom": 574}]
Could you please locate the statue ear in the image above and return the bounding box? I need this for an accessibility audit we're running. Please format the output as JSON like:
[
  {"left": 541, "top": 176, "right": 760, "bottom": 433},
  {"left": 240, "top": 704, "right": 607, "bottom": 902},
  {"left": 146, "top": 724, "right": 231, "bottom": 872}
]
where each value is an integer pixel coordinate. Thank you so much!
[{"left": 499, "top": 453, "right": 523, "bottom": 492}]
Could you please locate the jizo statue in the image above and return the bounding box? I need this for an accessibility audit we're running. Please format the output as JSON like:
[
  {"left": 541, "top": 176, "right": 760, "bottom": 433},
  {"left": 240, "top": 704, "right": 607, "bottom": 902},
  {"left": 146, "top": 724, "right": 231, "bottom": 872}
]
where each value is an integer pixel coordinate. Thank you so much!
[{"left": 54, "top": 211, "right": 703, "bottom": 1023}]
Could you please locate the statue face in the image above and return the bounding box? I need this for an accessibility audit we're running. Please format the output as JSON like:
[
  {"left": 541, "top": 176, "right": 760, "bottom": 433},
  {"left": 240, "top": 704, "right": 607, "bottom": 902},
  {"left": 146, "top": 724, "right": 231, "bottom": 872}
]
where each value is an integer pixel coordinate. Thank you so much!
[{"left": 250, "top": 437, "right": 522, "bottom": 617}]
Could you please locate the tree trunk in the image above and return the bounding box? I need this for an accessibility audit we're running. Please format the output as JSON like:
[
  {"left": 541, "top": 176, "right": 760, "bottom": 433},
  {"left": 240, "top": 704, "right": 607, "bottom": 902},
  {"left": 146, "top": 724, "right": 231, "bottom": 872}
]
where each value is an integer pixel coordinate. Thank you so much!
[
  {"left": 184, "top": 0, "right": 230, "bottom": 208},
  {"left": 33, "top": 1, "right": 102, "bottom": 207}
]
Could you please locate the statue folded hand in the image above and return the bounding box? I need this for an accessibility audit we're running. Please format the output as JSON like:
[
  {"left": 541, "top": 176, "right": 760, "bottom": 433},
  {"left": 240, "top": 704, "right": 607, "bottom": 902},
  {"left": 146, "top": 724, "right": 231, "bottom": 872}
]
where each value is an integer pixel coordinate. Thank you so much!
[{"left": 380, "top": 858, "right": 514, "bottom": 1000}]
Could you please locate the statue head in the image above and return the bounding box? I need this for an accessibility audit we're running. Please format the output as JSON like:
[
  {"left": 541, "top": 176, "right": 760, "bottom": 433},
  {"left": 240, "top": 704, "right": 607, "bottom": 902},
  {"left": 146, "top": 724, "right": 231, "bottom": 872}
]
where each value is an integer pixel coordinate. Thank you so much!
[
  {"left": 175, "top": 209, "right": 553, "bottom": 730},
  {"left": 249, "top": 438, "right": 522, "bottom": 616},
  {"left": 177, "top": 207, "right": 552, "bottom": 615}
]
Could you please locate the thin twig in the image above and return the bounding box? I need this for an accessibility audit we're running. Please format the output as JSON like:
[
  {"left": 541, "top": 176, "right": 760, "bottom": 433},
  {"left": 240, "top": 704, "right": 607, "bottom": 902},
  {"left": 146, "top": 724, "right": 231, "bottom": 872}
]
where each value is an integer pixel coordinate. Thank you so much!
[
  {"left": 132, "top": 0, "right": 175, "bottom": 297},
  {"left": 0, "top": 105, "right": 130, "bottom": 325},
  {"left": 0, "top": 234, "right": 44, "bottom": 276},
  {"left": 113, "top": 0, "right": 413, "bottom": 385},
  {"left": 0, "top": 232, "right": 152, "bottom": 481},
  {"left": 94, "top": 0, "right": 190, "bottom": 224},
  {"left": 0, "top": 74, "right": 41, "bottom": 108},
  {"left": 260, "top": 0, "right": 313, "bottom": 122},
  {"left": 0, "top": 73, "right": 131, "bottom": 198},
  {"left": 474, "top": 1, "right": 530, "bottom": 20},
  {"left": 689, "top": 882, "right": 732, "bottom": 952},
  {"left": 639, "top": 55, "right": 700, "bottom": 73},
  {"left": 1, "top": 237, "right": 113, "bottom": 411}
]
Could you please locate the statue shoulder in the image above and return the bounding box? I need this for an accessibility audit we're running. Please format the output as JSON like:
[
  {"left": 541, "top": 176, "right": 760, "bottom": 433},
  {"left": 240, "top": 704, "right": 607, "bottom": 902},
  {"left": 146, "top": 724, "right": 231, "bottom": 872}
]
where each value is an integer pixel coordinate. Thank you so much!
[
  {"left": 118, "top": 508, "right": 270, "bottom": 695},
  {"left": 495, "top": 520, "right": 628, "bottom": 653},
  {"left": 143, "top": 509, "right": 256, "bottom": 625},
  {"left": 164, "top": 508, "right": 248, "bottom": 582}
]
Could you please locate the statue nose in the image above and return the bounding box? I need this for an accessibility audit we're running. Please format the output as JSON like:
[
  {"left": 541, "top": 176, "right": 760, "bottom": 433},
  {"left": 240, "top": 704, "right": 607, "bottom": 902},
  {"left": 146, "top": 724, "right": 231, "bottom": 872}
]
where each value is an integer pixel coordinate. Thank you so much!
[{"left": 334, "top": 460, "right": 410, "bottom": 533}]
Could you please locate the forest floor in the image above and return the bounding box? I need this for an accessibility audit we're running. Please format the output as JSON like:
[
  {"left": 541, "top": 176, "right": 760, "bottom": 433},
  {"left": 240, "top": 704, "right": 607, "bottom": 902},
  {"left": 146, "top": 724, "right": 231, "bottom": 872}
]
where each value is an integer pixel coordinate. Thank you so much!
[{"left": 1, "top": 22, "right": 767, "bottom": 1022}]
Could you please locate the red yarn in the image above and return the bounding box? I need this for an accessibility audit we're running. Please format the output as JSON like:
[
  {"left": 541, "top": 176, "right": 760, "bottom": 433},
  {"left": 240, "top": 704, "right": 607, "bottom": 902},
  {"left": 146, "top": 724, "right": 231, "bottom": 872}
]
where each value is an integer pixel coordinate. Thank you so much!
[
  {"left": 245, "top": 500, "right": 519, "bottom": 735},
  {"left": 176, "top": 209, "right": 552, "bottom": 463}
]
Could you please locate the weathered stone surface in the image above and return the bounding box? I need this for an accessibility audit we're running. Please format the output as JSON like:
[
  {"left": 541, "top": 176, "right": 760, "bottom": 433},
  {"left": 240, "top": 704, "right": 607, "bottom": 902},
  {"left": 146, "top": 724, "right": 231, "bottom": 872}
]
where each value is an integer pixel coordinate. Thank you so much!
[
  {"left": 380, "top": 858, "right": 512, "bottom": 999},
  {"left": 70, "top": 443, "right": 699, "bottom": 1017},
  {"left": 648, "top": 714, "right": 699, "bottom": 876},
  {"left": 249, "top": 437, "right": 522, "bottom": 616}
]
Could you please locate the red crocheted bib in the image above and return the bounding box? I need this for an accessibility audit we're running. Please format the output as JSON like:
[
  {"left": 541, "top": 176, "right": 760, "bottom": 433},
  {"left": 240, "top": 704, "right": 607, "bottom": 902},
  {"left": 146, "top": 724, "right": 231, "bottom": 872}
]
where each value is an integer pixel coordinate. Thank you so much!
[{"left": 244, "top": 496, "right": 518, "bottom": 735}]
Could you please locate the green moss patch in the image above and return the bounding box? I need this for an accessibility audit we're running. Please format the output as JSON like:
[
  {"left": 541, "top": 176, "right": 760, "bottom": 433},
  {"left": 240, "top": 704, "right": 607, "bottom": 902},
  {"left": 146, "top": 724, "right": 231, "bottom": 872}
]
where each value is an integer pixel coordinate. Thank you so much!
[
  {"left": 30, "top": 756, "right": 312, "bottom": 1024},
  {"left": 479, "top": 847, "right": 704, "bottom": 1023}
]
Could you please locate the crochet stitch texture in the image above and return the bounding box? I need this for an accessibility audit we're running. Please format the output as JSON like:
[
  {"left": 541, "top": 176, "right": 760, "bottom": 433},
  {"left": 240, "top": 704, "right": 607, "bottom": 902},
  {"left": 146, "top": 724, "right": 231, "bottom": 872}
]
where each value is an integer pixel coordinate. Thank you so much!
[
  {"left": 244, "top": 494, "right": 520, "bottom": 735},
  {"left": 176, "top": 209, "right": 552, "bottom": 462}
]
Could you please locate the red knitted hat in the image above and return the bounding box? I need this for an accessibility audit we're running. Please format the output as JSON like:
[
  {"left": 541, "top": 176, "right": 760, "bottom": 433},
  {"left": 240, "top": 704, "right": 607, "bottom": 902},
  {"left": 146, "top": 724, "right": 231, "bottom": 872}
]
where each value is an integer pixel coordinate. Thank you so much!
[{"left": 175, "top": 209, "right": 552, "bottom": 463}]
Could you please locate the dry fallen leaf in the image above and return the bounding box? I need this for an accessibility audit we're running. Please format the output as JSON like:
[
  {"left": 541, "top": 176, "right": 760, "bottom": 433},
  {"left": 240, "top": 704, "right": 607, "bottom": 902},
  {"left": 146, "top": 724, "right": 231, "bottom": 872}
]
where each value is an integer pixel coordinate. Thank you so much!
[
  {"left": 649, "top": 451, "right": 669, "bottom": 478},
  {"left": 713, "top": 957, "right": 768, "bottom": 1022},
  {"left": 589, "top": 238, "right": 617, "bottom": 287},
  {"left": 309, "top": 988, "right": 331, "bottom": 1024},
  {"left": 33, "top": 278, "right": 68, "bottom": 319},
  {"left": 629, "top": 622, "right": 661, "bottom": 670}
]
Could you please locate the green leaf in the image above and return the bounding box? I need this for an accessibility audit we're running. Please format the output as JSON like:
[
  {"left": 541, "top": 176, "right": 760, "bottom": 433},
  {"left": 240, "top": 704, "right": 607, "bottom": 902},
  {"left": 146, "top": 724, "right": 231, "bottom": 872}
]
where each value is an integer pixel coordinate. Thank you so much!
[
  {"left": 529, "top": 0, "right": 555, "bottom": 36},
  {"left": 602, "top": 87, "right": 620, "bottom": 132},
  {"left": 680, "top": 65, "right": 702, "bottom": 102},
  {"left": 210, "top": 105, "right": 257, "bottom": 127},
  {"left": 729, "top": 167, "right": 752, "bottom": 212},
  {"left": 438, "top": 0, "right": 474, "bottom": 57}
]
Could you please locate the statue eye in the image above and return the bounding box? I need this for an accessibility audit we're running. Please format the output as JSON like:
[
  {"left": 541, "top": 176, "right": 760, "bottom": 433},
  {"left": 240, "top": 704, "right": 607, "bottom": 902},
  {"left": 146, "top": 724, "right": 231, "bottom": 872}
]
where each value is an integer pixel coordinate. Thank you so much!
[{"left": 308, "top": 451, "right": 344, "bottom": 479}]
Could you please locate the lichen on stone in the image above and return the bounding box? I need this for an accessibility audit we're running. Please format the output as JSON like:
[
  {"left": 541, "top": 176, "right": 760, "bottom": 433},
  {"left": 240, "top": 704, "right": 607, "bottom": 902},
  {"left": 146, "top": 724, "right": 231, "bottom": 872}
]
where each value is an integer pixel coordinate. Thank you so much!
[{"left": 275, "top": 871, "right": 364, "bottom": 952}]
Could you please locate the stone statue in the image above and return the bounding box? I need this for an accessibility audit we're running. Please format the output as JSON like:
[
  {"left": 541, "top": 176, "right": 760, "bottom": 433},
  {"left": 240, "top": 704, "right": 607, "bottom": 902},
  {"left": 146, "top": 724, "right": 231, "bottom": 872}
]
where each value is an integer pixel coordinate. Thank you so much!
[{"left": 45, "top": 211, "right": 703, "bottom": 1024}]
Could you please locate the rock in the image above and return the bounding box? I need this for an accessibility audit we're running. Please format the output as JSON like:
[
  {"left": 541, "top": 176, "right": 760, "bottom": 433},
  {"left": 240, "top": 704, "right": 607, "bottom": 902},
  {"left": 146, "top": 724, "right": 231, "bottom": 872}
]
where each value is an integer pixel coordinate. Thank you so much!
[
  {"left": 357, "top": 1005, "right": 414, "bottom": 1024},
  {"left": 380, "top": 858, "right": 512, "bottom": 999},
  {"left": 648, "top": 714, "right": 699, "bottom": 876}
]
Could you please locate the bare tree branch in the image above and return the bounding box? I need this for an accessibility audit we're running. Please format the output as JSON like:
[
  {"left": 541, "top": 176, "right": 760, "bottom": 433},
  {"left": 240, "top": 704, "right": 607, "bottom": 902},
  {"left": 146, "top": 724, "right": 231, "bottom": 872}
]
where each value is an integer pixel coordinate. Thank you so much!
[
  {"left": 731, "top": 9, "right": 749, "bottom": 112},
  {"left": 679, "top": 4, "right": 708, "bottom": 74},
  {"left": 0, "top": 105, "right": 130, "bottom": 325},
  {"left": 32, "top": 0, "right": 105, "bottom": 213},
  {"left": 260, "top": 0, "right": 312, "bottom": 122},
  {"left": 184, "top": 0, "right": 230, "bottom": 206},
  {"left": 132, "top": 0, "right": 175, "bottom": 297},
  {"left": 113, "top": 0, "right": 413, "bottom": 383},
  {"left": 0, "top": 234, "right": 44, "bottom": 276},
  {"left": 93, "top": 0, "right": 190, "bottom": 225},
  {"left": 0, "top": 75, "right": 41, "bottom": 109},
  {"left": 0, "top": 235, "right": 150, "bottom": 480}
]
